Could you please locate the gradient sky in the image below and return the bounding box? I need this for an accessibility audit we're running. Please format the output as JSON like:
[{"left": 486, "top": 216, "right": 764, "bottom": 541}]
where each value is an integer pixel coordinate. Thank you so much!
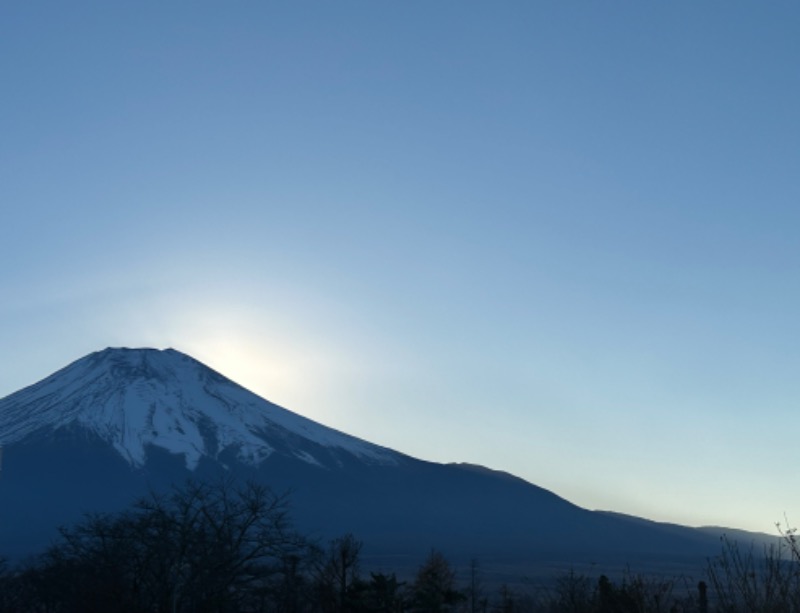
[{"left": 2, "top": 2, "right": 799, "bottom": 534}]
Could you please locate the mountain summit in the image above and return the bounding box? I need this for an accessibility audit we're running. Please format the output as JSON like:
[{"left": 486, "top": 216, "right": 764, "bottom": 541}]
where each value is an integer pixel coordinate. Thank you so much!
[{"left": 0, "top": 347, "right": 398, "bottom": 471}]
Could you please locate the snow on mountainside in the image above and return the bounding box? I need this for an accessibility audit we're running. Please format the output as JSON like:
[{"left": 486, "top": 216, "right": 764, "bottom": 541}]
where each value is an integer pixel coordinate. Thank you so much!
[{"left": 0, "top": 347, "right": 399, "bottom": 470}]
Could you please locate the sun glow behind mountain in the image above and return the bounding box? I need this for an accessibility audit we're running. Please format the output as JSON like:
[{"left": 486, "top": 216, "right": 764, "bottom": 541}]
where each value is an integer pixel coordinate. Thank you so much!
[{"left": 106, "top": 299, "right": 343, "bottom": 420}]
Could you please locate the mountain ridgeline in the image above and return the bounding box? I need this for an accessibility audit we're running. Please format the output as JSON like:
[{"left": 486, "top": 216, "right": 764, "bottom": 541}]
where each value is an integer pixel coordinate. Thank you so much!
[{"left": 0, "top": 348, "right": 748, "bottom": 576}]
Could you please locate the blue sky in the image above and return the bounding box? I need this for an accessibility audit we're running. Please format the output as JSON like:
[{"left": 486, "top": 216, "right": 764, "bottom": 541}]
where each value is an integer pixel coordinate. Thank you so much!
[{"left": 2, "top": 2, "right": 799, "bottom": 533}]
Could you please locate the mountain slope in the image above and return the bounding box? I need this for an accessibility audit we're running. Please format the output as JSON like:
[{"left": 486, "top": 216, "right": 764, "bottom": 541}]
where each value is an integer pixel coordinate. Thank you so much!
[{"left": 0, "top": 347, "right": 744, "bottom": 577}]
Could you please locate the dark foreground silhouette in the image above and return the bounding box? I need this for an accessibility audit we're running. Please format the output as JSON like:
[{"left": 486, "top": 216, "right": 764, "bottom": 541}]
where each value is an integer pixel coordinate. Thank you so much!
[{"left": 1, "top": 479, "right": 798, "bottom": 613}]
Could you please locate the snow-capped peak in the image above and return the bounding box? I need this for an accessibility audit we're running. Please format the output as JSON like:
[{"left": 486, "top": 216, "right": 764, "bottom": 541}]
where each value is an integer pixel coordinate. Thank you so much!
[{"left": 0, "top": 347, "right": 400, "bottom": 470}]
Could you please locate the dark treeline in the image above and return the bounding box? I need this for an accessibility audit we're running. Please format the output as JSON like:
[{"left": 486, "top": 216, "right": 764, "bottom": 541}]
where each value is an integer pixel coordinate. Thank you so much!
[{"left": 1, "top": 479, "right": 799, "bottom": 613}]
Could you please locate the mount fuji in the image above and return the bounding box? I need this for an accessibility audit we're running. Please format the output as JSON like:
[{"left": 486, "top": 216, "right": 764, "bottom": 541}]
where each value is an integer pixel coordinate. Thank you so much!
[
  {"left": 0, "top": 348, "right": 741, "bottom": 577},
  {"left": 0, "top": 347, "right": 400, "bottom": 472}
]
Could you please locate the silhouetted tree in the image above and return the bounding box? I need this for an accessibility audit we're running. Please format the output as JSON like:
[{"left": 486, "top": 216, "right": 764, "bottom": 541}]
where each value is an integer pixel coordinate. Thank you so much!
[
  {"left": 17, "top": 478, "right": 309, "bottom": 613},
  {"left": 551, "top": 569, "right": 592, "bottom": 613},
  {"left": 707, "top": 535, "right": 800, "bottom": 613},
  {"left": 364, "top": 572, "right": 405, "bottom": 613},
  {"left": 409, "top": 549, "right": 464, "bottom": 613},
  {"left": 313, "top": 533, "right": 364, "bottom": 612},
  {"left": 697, "top": 580, "right": 708, "bottom": 613}
]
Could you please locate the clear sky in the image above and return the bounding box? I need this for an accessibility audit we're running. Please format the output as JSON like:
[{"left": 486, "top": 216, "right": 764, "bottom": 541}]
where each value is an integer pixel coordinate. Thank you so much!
[{"left": 2, "top": 2, "right": 799, "bottom": 534}]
